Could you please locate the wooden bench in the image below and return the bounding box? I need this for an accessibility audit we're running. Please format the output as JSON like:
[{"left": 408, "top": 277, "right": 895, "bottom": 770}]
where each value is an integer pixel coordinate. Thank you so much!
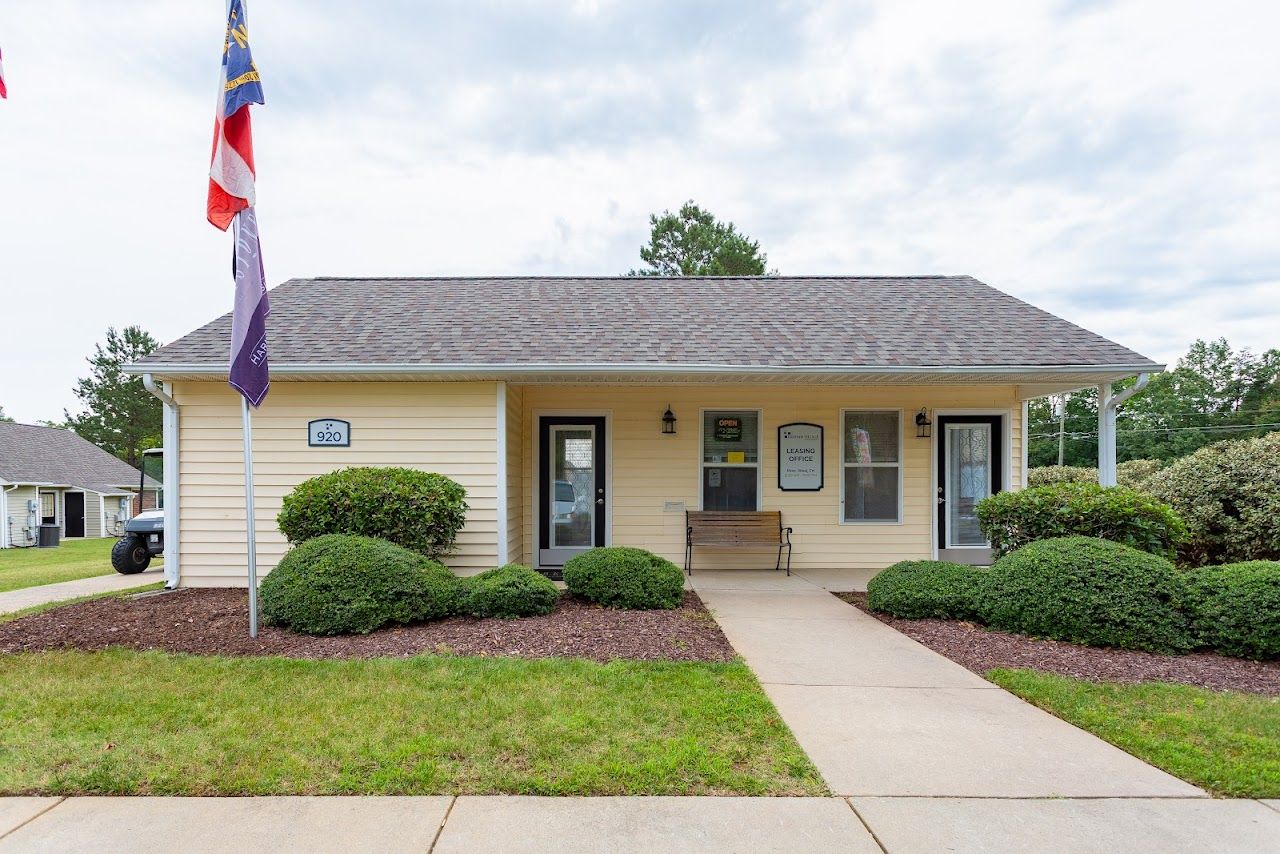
[{"left": 685, "top": 510, "right": 793, "bottom": 576}]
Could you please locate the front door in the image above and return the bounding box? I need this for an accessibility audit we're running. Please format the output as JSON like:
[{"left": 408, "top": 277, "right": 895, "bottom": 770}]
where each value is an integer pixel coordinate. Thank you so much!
[
  {"left": 64, "top": 492, "right": 86, "bottom": 538},
  {"left": 936, "top": 415, "right": 1003, "bottom": 565},
  {"left": 538, "top": 416, "right": 606, "bottom": 571}
]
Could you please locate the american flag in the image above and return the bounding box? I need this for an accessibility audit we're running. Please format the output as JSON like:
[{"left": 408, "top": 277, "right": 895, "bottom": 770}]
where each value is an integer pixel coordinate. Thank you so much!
[{"left": 0, "top": 47, "right": 8, "bottom": 99}]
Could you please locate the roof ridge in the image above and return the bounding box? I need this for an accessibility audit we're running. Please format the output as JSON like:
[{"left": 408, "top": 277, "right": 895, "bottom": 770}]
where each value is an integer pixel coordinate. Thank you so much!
[{"left": 293, "top": 274, "right": 960, "bottom": 282}]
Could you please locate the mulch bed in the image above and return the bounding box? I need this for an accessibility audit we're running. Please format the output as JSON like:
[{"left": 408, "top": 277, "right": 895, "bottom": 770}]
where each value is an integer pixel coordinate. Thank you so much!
[
  {"left": 0, "top": 589, "right": 737, "bottom": 664},
  {"left": 836, "top": 592, "right": 1280, "bottom": 696}
]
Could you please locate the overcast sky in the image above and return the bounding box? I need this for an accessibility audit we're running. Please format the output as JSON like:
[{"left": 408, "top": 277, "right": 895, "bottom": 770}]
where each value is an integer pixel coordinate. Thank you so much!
[{"left": 1, "top": 0, "right": 1277, "bottom": 423}]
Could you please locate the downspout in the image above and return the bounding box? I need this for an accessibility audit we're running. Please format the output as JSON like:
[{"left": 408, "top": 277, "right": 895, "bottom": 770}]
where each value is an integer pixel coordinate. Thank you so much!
[
  {"left": 495, "top": 381, "right": 508, "bottom": 566},
  {"left": 143, "top": 374, "right": 180, "bottom": 589},
  {"left": 2, "top": 483, "right": 18, "bottom": 549},
  {"left": 1098, "top": 373, "right": 1149, "bottom": 487}
]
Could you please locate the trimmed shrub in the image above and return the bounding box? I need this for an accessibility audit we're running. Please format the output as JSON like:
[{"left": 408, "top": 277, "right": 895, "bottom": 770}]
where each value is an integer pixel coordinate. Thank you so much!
[
  {"left": 976, "top": 482, "right": 1185, "bottom": 560},
  {"left": 980, "top": 536, "right": 1194, "bottom": 652},
  {"left": 1184, "top": 561, "right": 1280, "bottom": 659},
  {"left": 260, "top": 534, "right": 461, "bottom": 635},
  {"left": 1117, "top": 459, "right": 1166, "bottom": 494},
  {"left": 277, "top": 466, "right": 468, "bottom": 559},
  {"left": 1148, "top": 433, "right": 1280, "bottom": 567},
  {"left": 1027, "top": 465, "right": 1096, "bottom": 487},
  {"left": 465, "top": 564, "right": 560, "bottom": 619},
  {"left": 866, "top": 561, "right": 984, "bottom": 620},
  {"left": 562, "top": 546, "right": 684, "bottom": 610}
]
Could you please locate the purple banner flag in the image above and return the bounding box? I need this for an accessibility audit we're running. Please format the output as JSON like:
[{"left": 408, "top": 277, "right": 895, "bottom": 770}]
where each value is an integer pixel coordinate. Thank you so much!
[{"left": 229, "top": 206, "right": 270, "bottom": 407}]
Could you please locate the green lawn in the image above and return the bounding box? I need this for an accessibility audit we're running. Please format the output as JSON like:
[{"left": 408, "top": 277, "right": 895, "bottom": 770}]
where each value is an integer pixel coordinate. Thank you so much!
[
  {"left": 0, "top": 650, "right": 825, "bottom": 796},
  {"left": 990, "top": 669, "right": 1280, "bottom": 798},
  {"left": 0, "top": 538, "right": 160, "bottom": 593}
]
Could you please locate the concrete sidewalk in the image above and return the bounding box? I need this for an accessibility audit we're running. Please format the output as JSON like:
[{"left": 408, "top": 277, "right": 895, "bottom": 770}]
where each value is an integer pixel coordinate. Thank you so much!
[
  {"left": 3, "top": 796, "right": 1278, "bottom": 853},
  {"left": 0, "top": 568, "right": 163, "bottom": 616},
  {"left": 689, "top": 570, "right": 1204, "bottom": 796}
]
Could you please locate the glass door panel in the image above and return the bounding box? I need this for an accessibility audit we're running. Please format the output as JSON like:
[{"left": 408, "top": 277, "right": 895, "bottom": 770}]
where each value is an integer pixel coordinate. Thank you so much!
[
  {"left": 550, "top": 426, "right": 595, "bottom": 550},
  {"left": 946, "top": 424, "right": 991, "bottom": 547}
]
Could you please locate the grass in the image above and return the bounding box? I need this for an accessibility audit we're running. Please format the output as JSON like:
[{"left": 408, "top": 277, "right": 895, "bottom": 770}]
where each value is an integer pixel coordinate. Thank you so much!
[
  {"left": 990, "top": 669, "right": 1280, "bottom": 798},
  {"left": 0, "top": 649, "right": 826, "bottom": 796},
  {"left": 0, "top": 583, "right": 165, "bottom": 624},
  {"left": 0, "top": 538, "right": 162, "bottom": 593}
]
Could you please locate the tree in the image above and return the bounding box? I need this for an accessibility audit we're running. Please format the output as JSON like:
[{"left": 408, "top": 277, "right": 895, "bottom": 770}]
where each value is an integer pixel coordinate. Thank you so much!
[
  {"left": 64, "top": 326, "right": 163, "bottom": 467},
  {"left": 1027, "top": 338, "right": 1280, "bottom": 467},
  {"left": 0, "top": 406, "right": 12, "bottom": 422},
  {"left": 630, "top": 201, "right": 771, "bottom": 276}
]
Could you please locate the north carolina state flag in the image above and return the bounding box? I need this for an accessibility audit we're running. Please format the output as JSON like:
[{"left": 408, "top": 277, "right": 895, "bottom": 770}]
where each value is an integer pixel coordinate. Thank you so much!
[
  {"left": 208, "top": 0, "right": 264, "bottom": 230},
  {"left": 0, "top": 47, "right": 8, "bottom": 99}
]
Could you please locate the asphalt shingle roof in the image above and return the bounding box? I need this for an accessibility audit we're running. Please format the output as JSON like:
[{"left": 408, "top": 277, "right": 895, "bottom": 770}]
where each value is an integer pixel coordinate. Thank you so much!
[
  {"left": 0, "top": 423, "right": 145, "bottom": 495},
  {"left": 133, "top": 276, "right": 1156, "bottom": 369}
]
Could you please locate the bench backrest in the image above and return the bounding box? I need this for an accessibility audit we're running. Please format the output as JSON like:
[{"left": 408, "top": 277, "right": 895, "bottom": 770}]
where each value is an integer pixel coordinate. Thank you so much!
[{"left": 687, "top": 510, "right": 783, "bottom": 545}]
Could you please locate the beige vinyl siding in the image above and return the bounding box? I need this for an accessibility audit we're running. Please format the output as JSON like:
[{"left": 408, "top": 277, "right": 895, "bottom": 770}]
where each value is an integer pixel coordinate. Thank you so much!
[
  {"left": 505, "top": 384, "right": 525, "bottom": 565},
  {"left": 82, "top": 491, "right": 103, "bottom": 539},
  {"left": 519, "top": 384, "right": 1021, "bottom": 571},
  {"left": 4, "top": 486, "right": 37, "bottom": 547},
  {"left": 173, "top": 381, "right": 499, "bottom": 587}
]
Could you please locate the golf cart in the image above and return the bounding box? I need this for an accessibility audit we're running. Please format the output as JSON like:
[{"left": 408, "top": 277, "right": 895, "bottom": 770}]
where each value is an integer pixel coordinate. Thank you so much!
[{"left": 111, "top": 448, "right": 164, "bottom": 574}]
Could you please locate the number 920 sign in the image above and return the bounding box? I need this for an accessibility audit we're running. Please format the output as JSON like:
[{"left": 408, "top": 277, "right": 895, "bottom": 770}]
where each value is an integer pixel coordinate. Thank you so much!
[{"left": 308, "top": 419, "right": 351, "bottom": 447}]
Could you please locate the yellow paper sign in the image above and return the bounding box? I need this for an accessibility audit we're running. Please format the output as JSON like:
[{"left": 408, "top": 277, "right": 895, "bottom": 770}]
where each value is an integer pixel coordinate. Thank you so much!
[{"left": 727, "top": 451, "right": 746, "bottom": 464}]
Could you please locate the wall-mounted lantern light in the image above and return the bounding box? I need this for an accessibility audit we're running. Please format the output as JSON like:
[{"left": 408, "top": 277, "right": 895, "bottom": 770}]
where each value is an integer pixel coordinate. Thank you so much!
[
  {"left": 661, "top": 406, "right": 678, "bottom": 435},
  {"left": 914, "top": 407, "right": 932, "bottom": 438}
]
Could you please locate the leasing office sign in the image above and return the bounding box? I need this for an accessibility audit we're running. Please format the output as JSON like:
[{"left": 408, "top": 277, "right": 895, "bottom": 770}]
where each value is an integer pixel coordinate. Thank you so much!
[{"left": 778, "top": 422, "right": 823, "bottom": 491}]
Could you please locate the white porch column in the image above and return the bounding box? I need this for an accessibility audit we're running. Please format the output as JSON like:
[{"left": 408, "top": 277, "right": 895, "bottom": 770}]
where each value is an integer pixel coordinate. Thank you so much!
[
  {"left": 1098, "top": 383, "right": 1116, "bottom": 486},
  {"left": 495, "top": 381, "right": 508, "bottom": 565}
]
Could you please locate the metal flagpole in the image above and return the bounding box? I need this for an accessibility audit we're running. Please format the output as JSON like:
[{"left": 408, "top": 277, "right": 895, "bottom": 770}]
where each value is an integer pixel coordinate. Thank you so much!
[{"left": 242, "top": 395, "right": 259, "bottom": 637}]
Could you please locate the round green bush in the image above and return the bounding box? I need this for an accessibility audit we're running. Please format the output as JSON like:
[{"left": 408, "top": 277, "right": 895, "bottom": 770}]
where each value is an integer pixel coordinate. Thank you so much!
[
  {"left": 866, "top": 561, "right": 984, "bottom": 620},
  {"left": 277, "top": 467, "right": 468, "bottom": 559},
  {"left": 1184, "top": 561, "right": 1280, "bottom": 659},
  {"left": 260, "top": 534, "right": 462, "bottom": 635},
  {"left": 1117, "top": 459, "right": 1166, "bottom": 494},
  {"left": 562, "top": 546, "right": 684, "bottom": 610},
  {"left": 465, "top": 564, "right": 560, "bottom": 619},
  {"left": 1149, "top": 433, "right": 1280, "bottom": 567},
  {"left": 976, "top": 482, "right": 1185, "bottom": 560},
  {"left": 979, "top": 536, "right": 1194, "bottom": 653}
]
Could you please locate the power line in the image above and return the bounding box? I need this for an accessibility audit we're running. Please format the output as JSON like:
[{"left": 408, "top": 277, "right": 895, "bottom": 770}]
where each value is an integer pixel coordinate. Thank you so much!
[{"left": 1028, "top": 422, "right": 1280, "bottom": 440}]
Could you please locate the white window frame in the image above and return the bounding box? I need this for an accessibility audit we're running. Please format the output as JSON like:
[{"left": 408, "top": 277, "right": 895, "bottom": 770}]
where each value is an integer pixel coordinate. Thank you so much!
[
  {"left": 699, "top": 408, "right": 763, "bottom": 511},
  {"left": 839, "top": 408, "right": 904, "bottom": 525}
]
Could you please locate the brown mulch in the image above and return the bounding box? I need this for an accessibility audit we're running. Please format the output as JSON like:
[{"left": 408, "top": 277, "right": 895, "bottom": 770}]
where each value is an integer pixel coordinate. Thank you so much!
[
  {"left": 0, "top": 589, "right": 737, "bottom": 664},
  {"left": 836, "top": 592, "right": 1280, "bottom": 696}
]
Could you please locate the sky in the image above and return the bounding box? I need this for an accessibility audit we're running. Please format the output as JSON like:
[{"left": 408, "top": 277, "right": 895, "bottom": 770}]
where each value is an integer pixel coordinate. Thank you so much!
[{"left": 1, "top": 0, "right": 1277, "bottom": 424}]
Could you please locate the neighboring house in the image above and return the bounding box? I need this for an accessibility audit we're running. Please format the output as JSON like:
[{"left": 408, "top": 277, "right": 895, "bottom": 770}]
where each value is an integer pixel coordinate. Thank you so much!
[
  {"left": 125, "top": 275, "right": 1161, "bottom": 588},
  {"left": 0, "top": 422, "right": 157, "bottom": 548}
]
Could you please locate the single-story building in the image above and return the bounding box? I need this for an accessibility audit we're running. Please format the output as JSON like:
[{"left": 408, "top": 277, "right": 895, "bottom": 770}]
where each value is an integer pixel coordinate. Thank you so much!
[
  {"left": 125, "top": 275, "right": 1160, "bottom": 589},
  {"left": 0, "top": 422, "right": 158, "bottom": 548}
]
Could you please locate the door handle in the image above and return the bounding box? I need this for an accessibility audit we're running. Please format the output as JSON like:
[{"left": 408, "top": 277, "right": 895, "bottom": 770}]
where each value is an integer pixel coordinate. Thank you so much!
[{"left": 596, "top": 498, "right": 604, "bottom": 505}]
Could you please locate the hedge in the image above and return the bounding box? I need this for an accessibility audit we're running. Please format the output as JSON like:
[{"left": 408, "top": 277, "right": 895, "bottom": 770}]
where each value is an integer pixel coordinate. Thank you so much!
[
  {"left": 277, "top": 466, "right": 468, "bottom": 559},
  {"left": 1184, "top": 561, "right": 1280, "bottom": 659},
  {"left": 1027, "top": 465, "right": 1096, "bottom": 487},
  {"left": 260, "top": 534, "right": 461, "bottom": 635},
  {"left": 976, "top": 482, "right": 1184, "bottom": 560},
  {"left": 979, "top": 536, "right": 1194, "bottom": 653},
  {"left": 1148, "top": 432, "right": 1280, "bottom": 567},
  {"left": 562, "top": 547, "right": 685, "bottom": 610},
  {"left": 465, "top": 564, "right": 560, "bottom": 619},
  {"left": 866, "top": 561, "right": 984, "bottom": 620}
]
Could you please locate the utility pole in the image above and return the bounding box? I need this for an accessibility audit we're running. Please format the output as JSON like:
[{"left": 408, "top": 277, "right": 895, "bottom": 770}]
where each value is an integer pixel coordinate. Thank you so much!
[{"left": 1054, "top": 395, "right": 1067, "bottom": 466}]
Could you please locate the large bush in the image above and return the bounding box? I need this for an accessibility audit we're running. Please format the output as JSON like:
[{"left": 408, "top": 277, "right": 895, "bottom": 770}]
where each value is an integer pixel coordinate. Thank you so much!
[
  {"left": 1148, "top": 433, "right": 1280, "bottom": 567},
  {"left": 260, "top": 534, "right": 461, "bottom": 635},
  {"left": 866, "top": 561, "right": 984, "bottom": 620},
  {"left": 976, "top": 482, "right": 1184, "bottom": 560},
  {"left": 1117, "top": 459, "right": 1166, "bottom": 494},
  {"left": 465, "top": 564, "right": 559, "bottom": 619},
  {"left": 979, "top": 536, "right": 1193, "bottom": 653},
  {"left": 277, "top": 466, "right": 468, "bottom": 559},
  {"left": 1027, "top": 465, "right": 1096, "bottom": 487},
  {"left": 1184, "top": 561, "right": 1280, "bottom": 659},
  {"left": 562, "top": 546, "right": 685, "bottom": 610}
]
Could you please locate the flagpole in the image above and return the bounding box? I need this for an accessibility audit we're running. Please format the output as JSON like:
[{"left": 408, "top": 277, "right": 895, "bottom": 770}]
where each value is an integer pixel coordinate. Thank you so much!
[{"left": 242, "top": 394, "right": 259, "bottom": 637}]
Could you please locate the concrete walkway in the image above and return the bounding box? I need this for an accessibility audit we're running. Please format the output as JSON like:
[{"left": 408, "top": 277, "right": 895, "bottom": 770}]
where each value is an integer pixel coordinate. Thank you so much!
[
  {"left": 0, "top": 567, "right": 164, "bottom": 615},
  {"left": 3, "top": 795, "right": 1278, "bottom": 853}
]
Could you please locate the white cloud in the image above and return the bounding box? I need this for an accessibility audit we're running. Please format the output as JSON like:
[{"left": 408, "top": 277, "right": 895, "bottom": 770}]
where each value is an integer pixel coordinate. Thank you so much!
[{"left": 0, "top": 0, "right": 1277, "bottom": 422}]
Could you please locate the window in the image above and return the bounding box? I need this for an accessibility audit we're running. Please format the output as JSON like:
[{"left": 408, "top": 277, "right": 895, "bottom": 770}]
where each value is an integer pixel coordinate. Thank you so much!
[
  {"left": 842, "top": 410, "right": 901, "bottom": 522},
  {"left": 39, "top": 493, "right": 56, "bottom": 525},
  {"left": 702, "top": 410, "right": 760, "bottom": 510}
]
